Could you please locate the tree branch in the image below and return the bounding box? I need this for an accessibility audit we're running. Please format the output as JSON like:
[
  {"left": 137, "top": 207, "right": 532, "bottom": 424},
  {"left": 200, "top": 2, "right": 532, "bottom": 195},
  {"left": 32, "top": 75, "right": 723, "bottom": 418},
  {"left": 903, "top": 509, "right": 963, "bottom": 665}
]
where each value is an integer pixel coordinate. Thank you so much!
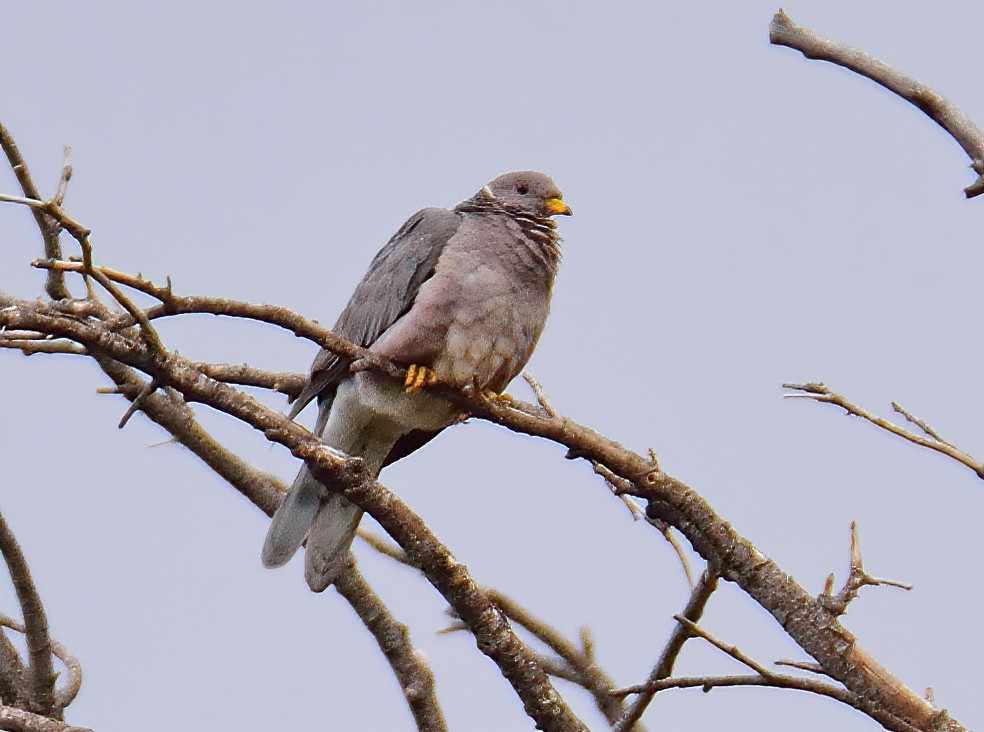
[
  {"left": 334, "top": 569, "right": 447, "bottom": 732},
  {"left": 0, "top": 616, "right": 82, "bottom": 713},
  {"left": 92, "top": 357, "right": 447, "bottom": 731},
  {"left": 0, "top": 123, "right": 70, "bottom": 299},
  {"left": 0, "top": 707, "right": 92, "bottom": 732},
  {"left": 614, "top": 570, "right": 718, "bottom": 732},
  {"left": 783, "top": 382, "right": 984, "bottom": 479},
  {"left": 769, "top": 9, "right": 984, "bottom": 198},
  {"left": 819, "top": 522, "right": 912, "bottom": 617},
  {"left": 0, "top": 511, "right": 55, "bottom": 716},
  {"left": 0, "top": 283, "right": 961, "bottom": 732}
]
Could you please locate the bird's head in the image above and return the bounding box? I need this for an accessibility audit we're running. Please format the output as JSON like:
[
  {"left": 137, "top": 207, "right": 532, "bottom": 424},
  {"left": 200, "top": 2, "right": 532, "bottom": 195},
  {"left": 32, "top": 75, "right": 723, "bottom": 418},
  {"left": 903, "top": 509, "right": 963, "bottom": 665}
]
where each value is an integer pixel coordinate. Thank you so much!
[{"left": 483, "top": 171, "right": 572, "bottom": 219}]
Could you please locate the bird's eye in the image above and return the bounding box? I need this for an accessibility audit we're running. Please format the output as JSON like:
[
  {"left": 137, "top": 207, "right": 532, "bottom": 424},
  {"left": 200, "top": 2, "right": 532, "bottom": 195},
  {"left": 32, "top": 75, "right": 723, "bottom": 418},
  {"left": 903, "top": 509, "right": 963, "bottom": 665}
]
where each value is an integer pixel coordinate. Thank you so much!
[{"left": 516, "top": 184, "right": 529, "bottom": 195}]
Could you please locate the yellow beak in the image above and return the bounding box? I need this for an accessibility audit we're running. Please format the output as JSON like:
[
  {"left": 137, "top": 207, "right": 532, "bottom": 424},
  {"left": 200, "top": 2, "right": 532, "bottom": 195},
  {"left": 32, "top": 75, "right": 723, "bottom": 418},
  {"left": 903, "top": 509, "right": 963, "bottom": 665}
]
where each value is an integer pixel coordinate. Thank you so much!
[{"left": 545, "top": 197, "right": 573, "bottom": 216}]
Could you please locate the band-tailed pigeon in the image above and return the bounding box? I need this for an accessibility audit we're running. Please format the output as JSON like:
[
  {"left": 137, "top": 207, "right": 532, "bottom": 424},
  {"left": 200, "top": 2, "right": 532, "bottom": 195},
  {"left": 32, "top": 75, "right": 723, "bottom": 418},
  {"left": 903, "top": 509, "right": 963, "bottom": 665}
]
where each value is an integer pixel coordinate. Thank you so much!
[{"left": 261, "top": 171, "right": 572, "bottom": 591}]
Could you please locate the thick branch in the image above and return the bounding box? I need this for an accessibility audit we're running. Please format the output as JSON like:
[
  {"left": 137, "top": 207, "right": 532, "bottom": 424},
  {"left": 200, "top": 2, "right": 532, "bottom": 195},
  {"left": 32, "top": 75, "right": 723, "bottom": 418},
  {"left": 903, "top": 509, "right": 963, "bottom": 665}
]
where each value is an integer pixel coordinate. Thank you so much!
[
  {"left": 0, "top": 707, "right": 91, "bottom": 732},
  {"left": 0, "top": 512, "right": 55, "bottom": 716},
  {"left": 770, "top": 9, "right": 984, "bottom": 198},
  {"left": 0, "top": 290, "right": 961, "bottom": 732},
  {"left": 93, "top": 357, "right": 447, "bottom": 731}
]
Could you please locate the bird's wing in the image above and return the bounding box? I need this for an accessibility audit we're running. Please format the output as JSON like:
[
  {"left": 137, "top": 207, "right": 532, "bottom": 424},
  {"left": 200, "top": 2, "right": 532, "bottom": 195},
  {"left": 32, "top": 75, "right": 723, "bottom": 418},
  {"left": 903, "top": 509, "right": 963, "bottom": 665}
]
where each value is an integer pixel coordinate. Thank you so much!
[{"left": 288, "top": 206, "right": 462, "bottom": 419}]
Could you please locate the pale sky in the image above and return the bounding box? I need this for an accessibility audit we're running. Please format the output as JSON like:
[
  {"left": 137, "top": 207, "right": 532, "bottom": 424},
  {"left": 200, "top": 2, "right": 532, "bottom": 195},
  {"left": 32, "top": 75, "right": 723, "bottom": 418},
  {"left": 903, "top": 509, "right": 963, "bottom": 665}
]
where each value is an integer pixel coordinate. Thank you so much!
[{"left": 2, "top": 2, "right": 983, "bottom": 730}]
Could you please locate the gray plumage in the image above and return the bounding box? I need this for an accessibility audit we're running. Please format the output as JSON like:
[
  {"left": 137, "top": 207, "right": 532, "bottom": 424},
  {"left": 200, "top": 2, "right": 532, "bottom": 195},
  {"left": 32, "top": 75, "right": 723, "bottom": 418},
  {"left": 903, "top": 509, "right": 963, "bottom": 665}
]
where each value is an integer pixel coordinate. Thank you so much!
[{"left": 261, "top": 171, "right": 572, "bottom": 591}]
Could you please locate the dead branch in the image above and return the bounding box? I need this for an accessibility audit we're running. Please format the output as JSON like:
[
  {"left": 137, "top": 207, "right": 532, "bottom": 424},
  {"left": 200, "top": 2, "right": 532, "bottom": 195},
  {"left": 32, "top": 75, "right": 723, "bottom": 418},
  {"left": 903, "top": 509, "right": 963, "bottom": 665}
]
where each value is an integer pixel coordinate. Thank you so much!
[
  {"left": 92, "top": 357, "right": 446, "bottom": 730},
  {"left": 613, "top": 616, "right": 877, "bottom": 724},
  {"left": 359, "top": 531, "right": 637, "bottom": 729},
  {"left": 0, "top": 511, "right": 55, "bottom": 716},
  {"left": 0, "top": 280, "right": 958, "bottom": 732},
  {"left": 1, "top": 127, "right": 967, "bottom": 731},
  {"left": 614, "top": 570, "right": 718, "bottom": 732},
  {"left": 334, "top": 569, "right": 448, "bottom": 732},
  {"left": 819, "top": 522, "right": 912, "bottom": 617},
  {"left": 783, "top": 382, "right": 984, "bottom": 479},
  {"left": 0, "top": 123, "right": 70, "bottom": 300},
  {"left": 770, "top": 9, "right": 984, "bottom": 198},
  {"left": 0, "top": 615, "right": 82, "bottom": 712}
]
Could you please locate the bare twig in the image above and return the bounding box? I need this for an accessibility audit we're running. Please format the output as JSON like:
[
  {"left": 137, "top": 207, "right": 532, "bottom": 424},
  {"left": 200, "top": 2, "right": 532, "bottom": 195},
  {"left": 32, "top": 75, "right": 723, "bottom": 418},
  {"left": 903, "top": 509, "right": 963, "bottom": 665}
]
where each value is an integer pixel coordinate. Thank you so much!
[
  {"left": 613, "top": 673, "right": 858, "bottom": 708},
  {"left": 770, "top": 9, "right": 984, "bottom": 198},
  {"left": 776, "top": 659, "right": 832, "bottom": 678},
  {"left": 783, "top": 381, "right": 984, "bottom": 479},
  {"left": 0, "top": 123, "right": 70, "bottom": 300},
  {"left": 819, "top": 522, "right": 912, "bottom": 617},
  {"left": 591, "top": 461, "right": 694, "bottom": 586},
  {"left": 611, "top": 616, "right": 874, "bottom": 723},
  {"left": 116, "top": 378, "right": 157, "bottom": 429},
  {"left": 522, "top": 372, "right": 557, "bottom": 417},
  {"left": 0, "top": 512, "right": 55, "bottom": 715},
  {"left": 614, "top": 570, "right": 718, "bottom": 732},
  {"left": 0, "top": 339, "right": 86, "bottom": 356},
  {"left": 52, "top": 147, "right": 72, "bottom": 208}
]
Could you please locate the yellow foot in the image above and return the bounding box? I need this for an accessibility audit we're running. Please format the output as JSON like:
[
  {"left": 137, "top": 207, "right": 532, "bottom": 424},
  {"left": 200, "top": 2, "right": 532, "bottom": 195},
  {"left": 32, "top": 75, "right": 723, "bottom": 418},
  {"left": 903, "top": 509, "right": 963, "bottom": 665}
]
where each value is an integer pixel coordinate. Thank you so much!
[
  {"left": 404, "top": 364, "right": 437, "bottom": 394},
  {"left": 482, "top": 389, "right": 513, "bottom": 404}
]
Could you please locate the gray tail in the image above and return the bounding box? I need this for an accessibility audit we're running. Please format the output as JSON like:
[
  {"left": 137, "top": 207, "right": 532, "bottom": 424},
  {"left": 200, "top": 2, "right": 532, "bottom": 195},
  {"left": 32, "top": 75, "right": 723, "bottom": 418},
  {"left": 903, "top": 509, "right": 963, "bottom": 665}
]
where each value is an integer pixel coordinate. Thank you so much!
[
  {"left": 304, "top": 493, "right": 363, "bottom": 592},
  {"left": 261, "top": 465, "right": 323, "bottom": 569}
]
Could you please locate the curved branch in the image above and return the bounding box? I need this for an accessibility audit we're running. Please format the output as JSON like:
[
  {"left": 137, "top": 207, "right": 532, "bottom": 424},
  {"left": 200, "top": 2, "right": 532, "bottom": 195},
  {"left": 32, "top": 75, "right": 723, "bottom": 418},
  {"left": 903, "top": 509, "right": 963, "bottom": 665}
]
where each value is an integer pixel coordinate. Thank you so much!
[
  {"left": 334, "top": 569, "right": 447, "bottom": 732},
  {"left": 770, "top": 9, "right": 984, "bottom": 198},
  {"left": 0, "top": 615, "right": 81, "bottom": 712},
  {"left": 0, "top": 511, "right": 55, "bottom": 715}
]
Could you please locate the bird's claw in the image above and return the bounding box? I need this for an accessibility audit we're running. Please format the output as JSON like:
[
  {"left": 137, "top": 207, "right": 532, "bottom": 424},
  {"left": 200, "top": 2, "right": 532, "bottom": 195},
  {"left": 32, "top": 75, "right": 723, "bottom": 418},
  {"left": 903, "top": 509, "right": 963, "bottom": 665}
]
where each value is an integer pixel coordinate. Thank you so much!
[
  {"left": 404, "top": 364, "right": 437, "bottom": 394},
  {"left": 482, "top": 389, "right": 513, "bottom": 404}
]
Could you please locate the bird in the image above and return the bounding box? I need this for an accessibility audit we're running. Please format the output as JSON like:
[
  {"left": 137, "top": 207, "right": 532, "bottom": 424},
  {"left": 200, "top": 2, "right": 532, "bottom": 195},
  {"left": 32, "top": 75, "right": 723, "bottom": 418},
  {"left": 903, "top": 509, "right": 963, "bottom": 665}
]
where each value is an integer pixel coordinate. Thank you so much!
[{"left": 261, "top": 170, "right": 572, "bottom": 591}]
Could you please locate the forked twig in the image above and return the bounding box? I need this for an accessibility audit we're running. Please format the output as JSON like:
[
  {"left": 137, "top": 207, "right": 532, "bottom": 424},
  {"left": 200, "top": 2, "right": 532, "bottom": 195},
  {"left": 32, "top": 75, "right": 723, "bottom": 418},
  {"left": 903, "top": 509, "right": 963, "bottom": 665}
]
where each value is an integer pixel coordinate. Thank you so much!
[
  {"left": 783, "top": 382, "right": 984, "bottom": 479},
  {"left": 819, "top": 522, "right": 911, "bottom": 617}
]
